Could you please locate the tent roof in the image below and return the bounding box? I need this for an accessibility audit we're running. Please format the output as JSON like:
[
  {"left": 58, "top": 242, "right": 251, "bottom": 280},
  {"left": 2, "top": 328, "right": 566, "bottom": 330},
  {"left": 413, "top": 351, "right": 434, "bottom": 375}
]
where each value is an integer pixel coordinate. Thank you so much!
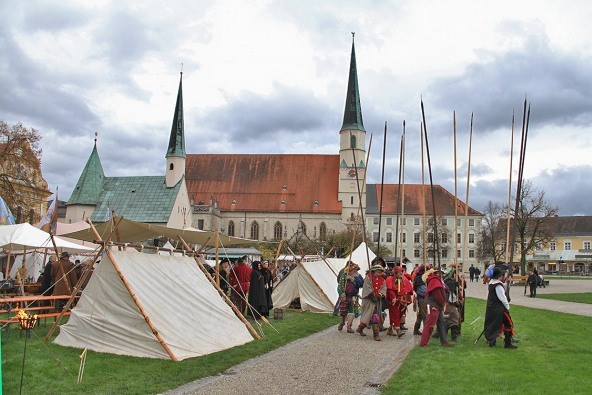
[
  {"left": 0, "top": 223, "right": 94, "bottom": 252},
  {"left": 61, "top": 218, "right": 255, "bottom": 246}
]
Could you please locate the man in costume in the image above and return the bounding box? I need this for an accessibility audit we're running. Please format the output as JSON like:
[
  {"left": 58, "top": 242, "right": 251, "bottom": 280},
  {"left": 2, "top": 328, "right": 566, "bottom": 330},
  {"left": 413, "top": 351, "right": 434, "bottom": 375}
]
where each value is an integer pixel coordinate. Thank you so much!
[
  {"left": 412, "top": 264, "right": 428, "bottom": 335},
  {"left": 337, "top": 261, "right": 364, "bottom": 333},
  {"left": 484, "top": 266, "right": 517, "bottom": 349},
  {"left": 420, "top": 267, "right": 454, "bottom": 347},
  {"left": 385, "top": 266, "right": 412, "bottom": 337},
  {"left": 229, "top": 256, "right": 252, "bottom": 314},
  {"left": 356, "top": 264, "right": 386, "bottom": 341},
  {"left": 443, "top": 265, "right": 462, "bottom": 341},
  {"left": 51, "top": 251, "right": 79, "bottom": 309}
]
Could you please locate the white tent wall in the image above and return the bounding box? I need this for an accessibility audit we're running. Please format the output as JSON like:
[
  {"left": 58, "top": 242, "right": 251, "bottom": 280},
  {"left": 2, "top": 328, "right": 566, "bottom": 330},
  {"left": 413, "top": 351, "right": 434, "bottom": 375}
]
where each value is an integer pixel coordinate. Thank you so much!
[
  {"left": 54, "top": 250, "right": 253, "bottom": 360},
  {"left": 9, "top": 251, "right": 46, "bottom": 280}
]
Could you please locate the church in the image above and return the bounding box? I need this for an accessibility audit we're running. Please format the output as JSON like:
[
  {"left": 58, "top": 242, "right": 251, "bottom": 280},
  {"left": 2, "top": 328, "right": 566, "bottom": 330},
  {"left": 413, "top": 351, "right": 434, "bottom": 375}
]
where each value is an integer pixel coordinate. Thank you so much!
[{"left": 65, "top": 37, "right": 482, "bottom": 266}]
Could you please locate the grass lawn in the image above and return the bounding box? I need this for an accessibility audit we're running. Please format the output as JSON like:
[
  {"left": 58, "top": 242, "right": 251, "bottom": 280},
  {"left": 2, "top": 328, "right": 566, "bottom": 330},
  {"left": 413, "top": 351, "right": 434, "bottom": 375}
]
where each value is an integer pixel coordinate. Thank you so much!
[
  {"left": 382, "top": 297, "right": 592, "bottom": 395},
  {"left": 1, "top": 310, "right": 335, "bottom": 395},
  {"left": 537, "top": 292, "right": 592, "bottom": 304}
]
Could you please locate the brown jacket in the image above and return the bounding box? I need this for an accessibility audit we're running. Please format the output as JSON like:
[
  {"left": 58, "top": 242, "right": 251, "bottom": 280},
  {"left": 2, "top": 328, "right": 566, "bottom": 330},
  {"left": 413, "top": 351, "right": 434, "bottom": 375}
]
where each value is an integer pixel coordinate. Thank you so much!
[{"left": 50, "top": 258, "right": 78, "bottom": 295}]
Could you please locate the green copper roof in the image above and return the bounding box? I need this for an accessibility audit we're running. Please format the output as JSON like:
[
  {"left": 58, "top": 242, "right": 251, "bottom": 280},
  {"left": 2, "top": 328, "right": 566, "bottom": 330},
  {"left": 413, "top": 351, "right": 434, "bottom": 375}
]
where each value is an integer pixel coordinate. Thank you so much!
[
  {"left": 90, "top": 176, "right": 181, "bottom": 223},
  {"left": 340, "top": 37, "right": 365, "bottom": 132},
  {"left": 67, "top": 143, "right": 105, "bottom": 205},
  {"left": 166, "top": 73, "right": 186, "bottom": 159}
]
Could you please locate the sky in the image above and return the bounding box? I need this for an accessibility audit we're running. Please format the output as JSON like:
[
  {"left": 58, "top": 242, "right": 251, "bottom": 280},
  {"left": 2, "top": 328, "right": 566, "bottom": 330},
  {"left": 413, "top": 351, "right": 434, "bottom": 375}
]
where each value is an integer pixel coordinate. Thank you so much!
[{"left": 2, "top": 0, "right": 591, "bottom": 216}]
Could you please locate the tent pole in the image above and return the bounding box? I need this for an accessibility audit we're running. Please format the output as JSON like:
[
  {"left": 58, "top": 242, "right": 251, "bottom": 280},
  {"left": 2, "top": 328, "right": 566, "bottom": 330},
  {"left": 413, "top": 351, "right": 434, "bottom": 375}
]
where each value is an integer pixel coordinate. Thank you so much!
[
  {"left": 215, "top": 228, "right": 220, "bottom": 286},
  {"left": 19, "top": 246, "right": 27, "bottom": 296},
  {"left": 178, "top": 236, "right": 262, "bottom": 340}
]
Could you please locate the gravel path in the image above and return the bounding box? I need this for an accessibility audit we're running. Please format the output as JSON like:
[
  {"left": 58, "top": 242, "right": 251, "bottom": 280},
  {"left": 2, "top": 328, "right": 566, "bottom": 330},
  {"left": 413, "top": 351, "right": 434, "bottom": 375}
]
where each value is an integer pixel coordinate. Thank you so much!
[
  {"left": 164, "top": 309, "right": 419, "bottom": 395},
  {"left": 165, "top": 278, "right": 591, "bottom": 395}
]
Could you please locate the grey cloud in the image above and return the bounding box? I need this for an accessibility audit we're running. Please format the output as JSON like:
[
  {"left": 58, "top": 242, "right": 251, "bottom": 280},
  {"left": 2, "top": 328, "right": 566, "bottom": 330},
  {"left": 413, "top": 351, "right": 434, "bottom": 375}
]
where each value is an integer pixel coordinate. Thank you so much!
[
  {"left": 532, "top": 165, "right": 592, "bottom": 216},
  {"left": 21, "top": 1, "right": 92, "bottom": 32}
]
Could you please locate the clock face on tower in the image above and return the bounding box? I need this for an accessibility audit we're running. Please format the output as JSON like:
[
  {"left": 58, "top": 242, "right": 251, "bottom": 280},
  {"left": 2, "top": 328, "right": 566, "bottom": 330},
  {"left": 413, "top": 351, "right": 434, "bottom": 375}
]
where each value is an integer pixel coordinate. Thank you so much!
[{"left": 348, "top": 168, "right": 357, "bottom": 178}]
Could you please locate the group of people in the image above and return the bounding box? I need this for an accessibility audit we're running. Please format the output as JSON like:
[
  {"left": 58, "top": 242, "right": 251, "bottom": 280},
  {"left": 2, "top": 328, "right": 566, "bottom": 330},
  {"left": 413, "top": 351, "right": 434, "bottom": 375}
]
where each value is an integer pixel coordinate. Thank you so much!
[
  {"left": 37, "top": 251, "right": 90, "bottom": 308},
  {"left": 336, "top": 258, "right": 464, "bottom": 346},
  {"left": 468, "top": 264, "right": 481, "bottom": 282},
  {"left": 218, "top": 256, "right": 274, "bottom": 319}
]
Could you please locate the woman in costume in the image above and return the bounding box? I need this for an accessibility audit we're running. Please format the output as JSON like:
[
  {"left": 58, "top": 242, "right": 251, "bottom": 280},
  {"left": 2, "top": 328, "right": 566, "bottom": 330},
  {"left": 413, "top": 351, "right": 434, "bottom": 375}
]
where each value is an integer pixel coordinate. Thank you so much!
[{"left": 356, "top": 264, "right": 386, "bottom": 341}]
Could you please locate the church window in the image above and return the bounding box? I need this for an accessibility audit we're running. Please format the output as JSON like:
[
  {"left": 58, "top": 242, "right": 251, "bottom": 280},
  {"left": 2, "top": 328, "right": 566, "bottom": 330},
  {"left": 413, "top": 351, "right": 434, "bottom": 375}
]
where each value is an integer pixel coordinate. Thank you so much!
[
  {"left": 350, "top": 196, "right": 354, "bottom": 205},
  {"left": 351, "top": 134, "right": 357, "bottom": 149},
  {"left": 169, "top": 163, "right": 174, "bottom": 170},
  {"left": 319, "top": 222, "right": 327, "bottom": 241},
  {"left": 300, "top": 222, "right": 307, "bottom": 236},
  {"left": 274, "top": 222, "right": 282, "bottom": 240},
  {"left": 228, "top": 221, "right": 235, "bottom": 236},
  {"left": 386, "top": 232, "right": 392, "bottom": 243},
  {"left": 250, "top": 221, "right": 259, "bottom": 240}
]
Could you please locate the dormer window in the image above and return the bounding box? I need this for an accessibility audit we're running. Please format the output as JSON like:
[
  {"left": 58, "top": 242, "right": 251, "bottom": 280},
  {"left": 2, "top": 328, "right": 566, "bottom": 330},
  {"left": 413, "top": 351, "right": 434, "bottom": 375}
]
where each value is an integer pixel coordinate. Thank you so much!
[
  {"left": 281, "top": 199, "right": 286, "bottom": 205},
  {"left": 282, "top": 185, "right": 287, "bottom": 190},
  {"left": 314, "top": 200, "right": 319, "bottom": 206},
  {"left": 231, "top": 199, "right": 236, "bottom": 205}
]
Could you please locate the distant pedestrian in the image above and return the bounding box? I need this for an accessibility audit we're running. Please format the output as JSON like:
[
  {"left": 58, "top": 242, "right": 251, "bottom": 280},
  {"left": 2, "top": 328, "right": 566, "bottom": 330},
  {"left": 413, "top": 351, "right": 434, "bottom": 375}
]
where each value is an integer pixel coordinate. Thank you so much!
[{"left": 469, "top": 264, "right": 475, "bottom": 282}]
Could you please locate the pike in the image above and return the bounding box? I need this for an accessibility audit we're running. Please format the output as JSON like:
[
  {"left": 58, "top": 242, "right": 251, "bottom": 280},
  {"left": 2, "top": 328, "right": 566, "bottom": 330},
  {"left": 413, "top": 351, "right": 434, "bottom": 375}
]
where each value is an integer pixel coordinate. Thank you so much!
[
  {"left": 377, "top": 122, "right": 388, "bottom": 254},
  {"left": 393, "top": 128, "right": 404, "bottom": 260}
]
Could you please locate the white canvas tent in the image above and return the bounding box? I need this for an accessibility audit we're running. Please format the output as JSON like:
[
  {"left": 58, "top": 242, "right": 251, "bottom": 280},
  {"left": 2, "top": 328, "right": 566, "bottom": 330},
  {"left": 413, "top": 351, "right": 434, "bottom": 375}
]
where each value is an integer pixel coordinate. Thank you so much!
[
  {"left": 272, "top": 260, "right": 338, "bottom": 313},
  {"left": 54, "top": 250, "right": 253, "bottom": 360},
  {"left": 8, "top": 251, "right": 47, "bottom": 280},
  {"left": 0, "top": 223, "right": 95, "bottom": 252},
  {"left": 326, "top": 242, "right": 376, "bottom": 273}
]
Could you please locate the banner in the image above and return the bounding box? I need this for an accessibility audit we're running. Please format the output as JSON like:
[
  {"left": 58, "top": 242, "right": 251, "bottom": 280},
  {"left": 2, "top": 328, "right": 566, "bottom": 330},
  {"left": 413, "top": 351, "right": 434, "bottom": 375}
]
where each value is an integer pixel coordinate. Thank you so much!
[{"left": 0, "top": 196, "right": 15, "bottom": 225}]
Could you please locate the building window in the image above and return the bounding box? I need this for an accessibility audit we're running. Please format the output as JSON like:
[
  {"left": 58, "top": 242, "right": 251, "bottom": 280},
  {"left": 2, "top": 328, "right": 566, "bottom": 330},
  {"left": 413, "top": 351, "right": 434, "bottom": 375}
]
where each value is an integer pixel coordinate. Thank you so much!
[
  {"left": 469, "top": 234, "right": 475, "bottom": 243},
  {"left": 457, "top": 249, "right": 461, "bottom": 258},
  {"left": 169, "top": 163, "right": 174, "bottom": 170},
  {"left": 351, "top": 134, "right": 356, "bottom": 149},
  {"left": 373, "top": 217, "right": 379, "bottom": 225},
  {"left": 228, "top": 221, "right": 235, "bottom": 237},
  {"left": 414, "top": 249, "right": 420, "bottom": 258},
  {"left": 442, "top": 249, "right": 448, "bottom": 258},
  {"left": 351, "top": 196, "right": 354, "bottom": 205},
  {"left": 414, "top": 218, "right": 420, "bottom": 226},
  {"left": 403, "top": 218, "right": 407, "bottom": 226},
  {"left": 401, "top": 249, "right": 406, "bottom": 258},
  {"left": 441, "top": 233, "right": 448, "bottom": 244},
  {"left": 300, "top": 222, "right": 307, "bottom": 236},
  {"left": 319, "top": 222, "right": 327, "bottom": 241},
  {"left": 386, "top": 217, "right": 393, "bottom": 226},
  {"left": 197, "top": 219, "right": 204, "bottom": 230},
  {"left": 402, "top": 232, "right": 406, "bottom": 243},
  {"left": 386, "top": 232, "right": 393, "bottom": 243},
  {"left": 457, "top": 219, "right": 461, "bottom": 227},
  {"left": 550, "top": 242, "right": 556, "bottom": 251},
  {"left": 428, "top": 233, "right": 434, "bottom": 243},
  {"left": 469, "top": 250, "right": 475, "bottom": 258},
  {"left": 274, "top": 221, "right": 282, "bottom": 240},
  {"left": 457, "top": 233, "right": 462, "bottom": 243},
  {"left": 469, "top": 218, "right": 475, "bottom": 226},
  {"left": 441, "top": 218, "right": 448, "bottom": 226},
  {"left": 564, "top": 241, "right": 571, "bottom": 250},
  {"left": 414, "top": 233, "right": 420, "bottom": 243},
  {"left": 584, "top": 241, "right": 591, "bottom": 250},
  {"left": 250, "top": 221, "right": 259, "bottom": 240},
  {"left": 373, "top": 232, "right": 379, "bottom": 243}
]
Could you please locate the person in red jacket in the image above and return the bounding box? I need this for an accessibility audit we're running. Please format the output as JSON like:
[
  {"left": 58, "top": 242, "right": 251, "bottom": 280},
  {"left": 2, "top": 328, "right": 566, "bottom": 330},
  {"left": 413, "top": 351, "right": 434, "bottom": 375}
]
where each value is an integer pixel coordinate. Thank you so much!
[
  {"left": 229, "top": 256, "right": 252, "bottom": 314},
  {"left": 385, "top": 266, "right": 411, "bottom": 337},
  {"left": 420, "top": 267, "right": 454, "bottom": 347}
]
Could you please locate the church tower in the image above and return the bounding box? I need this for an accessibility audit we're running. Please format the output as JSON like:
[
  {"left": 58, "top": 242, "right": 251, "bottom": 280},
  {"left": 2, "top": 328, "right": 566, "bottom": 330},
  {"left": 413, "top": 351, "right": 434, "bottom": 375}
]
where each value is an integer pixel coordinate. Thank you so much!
[
  {"left": 338, "top": 34, "right": 367, "bottom": 224},
  {"left": 166, "top": 72, "right": 186, "bottom": 188}
]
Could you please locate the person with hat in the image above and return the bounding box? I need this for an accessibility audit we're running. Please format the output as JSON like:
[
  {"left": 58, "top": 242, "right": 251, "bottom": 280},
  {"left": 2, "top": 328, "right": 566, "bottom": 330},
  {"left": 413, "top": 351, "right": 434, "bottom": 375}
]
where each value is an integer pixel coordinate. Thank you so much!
[
  {"left": 356, "top": 264, "right": 386, "bottom": 341},
  {"left": 218, "top": 258, "right": 230, "bottom": 295},
  {"left": 420, "top": 267, "right": 454, "bottom": 347},
  {"left": 483, "top": 266, "right": 517, "bottom": 349},
  {"left": 50, "top": 251, "right": 79, "bottom": 308},
  {"left": 336, "top": 261, "right": 364, "bottom": 333},
  {"left": 443, "top": 265, "right": 462, "bottom": 341},
  {"left": 385, "top": 266, "right": 412, "bottom": 337}
]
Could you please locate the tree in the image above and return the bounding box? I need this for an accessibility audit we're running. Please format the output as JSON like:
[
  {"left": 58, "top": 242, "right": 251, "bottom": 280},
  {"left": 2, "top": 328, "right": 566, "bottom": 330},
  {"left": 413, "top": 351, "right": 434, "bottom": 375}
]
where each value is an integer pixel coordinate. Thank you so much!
[
  {"left": 0, "top": 121, "right": 49, "bottom": 223},
  {"left": 478, "top": 201, "right": 508, "bottom": 263},
  {"left": 416, "top": 216, "right": 452, "bottom": 265},
  {"left": 511, "top": 180, "right": 558, "bottom": 273}
]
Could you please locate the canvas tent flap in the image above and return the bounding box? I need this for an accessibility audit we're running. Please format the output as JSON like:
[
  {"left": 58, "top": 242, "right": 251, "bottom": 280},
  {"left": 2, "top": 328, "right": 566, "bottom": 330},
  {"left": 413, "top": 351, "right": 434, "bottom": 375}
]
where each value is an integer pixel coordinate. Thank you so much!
[
  {"left": 54, "top": 250, "right": 253, "bottom": 360},
  {"left": 0, "top": 223, "right": 94, "bottom": 252},
  {"left": 61, "top": 217, "right": 254, "bottom": 246}
]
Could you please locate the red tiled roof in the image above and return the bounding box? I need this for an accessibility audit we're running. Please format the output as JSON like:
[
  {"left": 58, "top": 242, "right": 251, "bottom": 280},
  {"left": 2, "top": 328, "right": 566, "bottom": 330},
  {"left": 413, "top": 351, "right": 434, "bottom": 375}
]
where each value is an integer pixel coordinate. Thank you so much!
[
  {"left": 185, "top": 154, "right": 342, "bottom": 213},
  {"left": 370, "top": 184, "right": 481, "bottom": 216}
]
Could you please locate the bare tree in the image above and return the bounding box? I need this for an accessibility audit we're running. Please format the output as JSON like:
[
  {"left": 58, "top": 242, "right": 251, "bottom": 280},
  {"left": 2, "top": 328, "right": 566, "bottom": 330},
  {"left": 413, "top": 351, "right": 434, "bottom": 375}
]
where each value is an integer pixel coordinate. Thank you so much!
[
  {"left": 512, "top": 180, "right": 559, "bottom": 273},
  {"left": 478, "top": 201, "right": 507, "bottom": 263},
  {"left": 0, "top": 121, "right": 48, "bottom": 223}
]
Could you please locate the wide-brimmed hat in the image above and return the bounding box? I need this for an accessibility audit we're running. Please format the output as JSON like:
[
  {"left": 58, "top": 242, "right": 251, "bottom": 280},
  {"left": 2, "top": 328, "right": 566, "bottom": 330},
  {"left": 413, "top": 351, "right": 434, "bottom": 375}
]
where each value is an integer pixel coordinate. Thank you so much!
[
  {"left": 370, "top": 264, "right": 385, "bottom": 272},
  {"left": 60, "top": 251, "right": 70, "bottom": 258},
  {"left": 346, "top": 261, "right": 361, "bottom": 271}
]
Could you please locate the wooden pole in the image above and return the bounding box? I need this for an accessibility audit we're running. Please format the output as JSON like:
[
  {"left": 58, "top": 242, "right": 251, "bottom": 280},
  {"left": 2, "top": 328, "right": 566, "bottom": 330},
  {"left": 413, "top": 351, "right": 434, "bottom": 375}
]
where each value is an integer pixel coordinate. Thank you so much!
[
  {"left": 215, "top": 228, "right": 220, "bottom": 286},
  {"left": 19, "top": 246, "right": 27, "bottom": 296},
  {"left": 505, "top": 113, "right": 516, "bottom": 264},
  {"left": 177, "top": 236, "right": 262, "bottom": 340},
  {"left": 377, "top": 121, "right": 388, "bottom": 254},
  {"left": 454, "top": 112, "right": 459, "bottom": 267},
  {"left": 461, "top": 114, "right": 473, "bottom": 269},
  {"left": 394, "top": 132, "right": 404, "bottom": 260},
  {"left": 399, "top": 122, "right": 406, "bottom": 265},
  {"left": 421, "top": 122, "right": 427, "bottom": 265}
]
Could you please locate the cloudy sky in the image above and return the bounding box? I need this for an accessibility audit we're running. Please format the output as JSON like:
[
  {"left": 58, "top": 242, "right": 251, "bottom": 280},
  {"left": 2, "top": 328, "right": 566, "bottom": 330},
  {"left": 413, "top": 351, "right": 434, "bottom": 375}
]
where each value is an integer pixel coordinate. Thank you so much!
[{"left": 2, "top": 1, "right": 591, "bottom": 216}]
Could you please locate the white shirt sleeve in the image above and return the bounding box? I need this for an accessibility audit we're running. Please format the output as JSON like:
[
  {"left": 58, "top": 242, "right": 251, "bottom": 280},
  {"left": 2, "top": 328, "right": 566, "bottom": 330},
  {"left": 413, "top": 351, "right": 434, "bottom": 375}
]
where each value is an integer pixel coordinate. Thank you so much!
[{"left": 495, "top": 284, "right": 510, "bottom": 311}]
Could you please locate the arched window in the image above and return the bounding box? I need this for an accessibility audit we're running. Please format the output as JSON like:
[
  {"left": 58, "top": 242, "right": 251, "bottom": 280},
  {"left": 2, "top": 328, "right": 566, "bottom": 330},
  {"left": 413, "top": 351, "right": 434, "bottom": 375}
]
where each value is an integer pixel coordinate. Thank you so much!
[
  {"left": 250, "top": 221, "right": 259, "bottom": 240},
  {"left": 300, "top": 222, "right": 307, "bottom": 236},
  {"left": 228, "top": 221, "right": 235, "bottom": 236},
  {"left": 319, "top": 222, "right": 327, "bottom": 241},
  {"left": 169, "top": 163, "right": 174, "bottom": 170},
  {"left": 351, "top": 134, "right": 357, "bottom": 149},
  {"left": 274, "top": 221, "right": 283, "bottom": 240}
]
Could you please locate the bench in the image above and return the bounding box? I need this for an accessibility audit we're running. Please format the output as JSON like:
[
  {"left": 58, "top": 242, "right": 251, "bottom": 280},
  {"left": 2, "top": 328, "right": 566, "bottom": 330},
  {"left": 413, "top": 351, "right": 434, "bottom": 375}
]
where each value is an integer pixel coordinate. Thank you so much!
[{"left": 511, "top": 275, "right": 549, "bottom": 286}]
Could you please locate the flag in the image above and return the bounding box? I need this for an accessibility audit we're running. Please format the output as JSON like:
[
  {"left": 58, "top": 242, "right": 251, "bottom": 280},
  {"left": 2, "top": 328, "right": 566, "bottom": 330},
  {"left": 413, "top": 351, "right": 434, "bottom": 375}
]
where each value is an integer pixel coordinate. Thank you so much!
[
  {"left": 0, "top": 196, "right": 15, "bottom": 225},
  {"left": 39, "top": 191, "right": 58, "bottom": 235},
  {"left": 103, "top": 206, "right": 111, "bottom": 222}
]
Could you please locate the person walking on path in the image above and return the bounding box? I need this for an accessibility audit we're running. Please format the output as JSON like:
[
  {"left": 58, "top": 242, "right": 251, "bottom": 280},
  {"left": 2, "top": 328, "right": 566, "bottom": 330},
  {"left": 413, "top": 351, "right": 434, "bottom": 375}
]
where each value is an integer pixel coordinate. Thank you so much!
[
  {"left": 385, "top": 266, "right": 411, "bottom": 338},
  {"left": 420, "top": 267, "right": 454, "bottom": 347},
  {"left": 412, "top": 264, "right": 428, "bottom": 335},
  {"left": 337, "top": 261, "right": 364, "bottom": 333},
  {"left": 357, "top": 264, "right": 386, "bottom": 341},
  {"left": 469, "top": 264, "right": 475, "bottom": 282},
  {"left": 483, "top": 266, "right": 517, "bottom": 349}
]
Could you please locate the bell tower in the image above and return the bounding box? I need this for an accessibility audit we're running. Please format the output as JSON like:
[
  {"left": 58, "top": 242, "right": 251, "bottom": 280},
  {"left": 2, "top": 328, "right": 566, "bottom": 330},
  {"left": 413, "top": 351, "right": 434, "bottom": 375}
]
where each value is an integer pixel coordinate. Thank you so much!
[{"left": 166, "top": 72, "right": 186, "bottom": 188}]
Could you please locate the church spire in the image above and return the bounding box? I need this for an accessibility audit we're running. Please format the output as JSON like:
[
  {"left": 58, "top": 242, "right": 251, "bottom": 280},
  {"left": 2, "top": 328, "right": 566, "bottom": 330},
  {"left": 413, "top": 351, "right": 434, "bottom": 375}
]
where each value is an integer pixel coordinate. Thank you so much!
[
  {"left": 340, "top": 33, "right": 365, "bottom": 132},
  {"left": 166, "top": 72, "right": 186, "bottom": 159},
  {"left": 67, "top": 136, "right": 105, "bottom": 205}
]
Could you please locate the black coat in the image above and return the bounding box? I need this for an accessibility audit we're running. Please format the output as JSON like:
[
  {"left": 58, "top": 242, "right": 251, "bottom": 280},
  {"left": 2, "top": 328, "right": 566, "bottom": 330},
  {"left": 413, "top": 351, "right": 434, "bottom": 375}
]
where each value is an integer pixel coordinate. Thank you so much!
[
  {"left": 248, "top": 269, "right": 268, "bottom": 318},
  {"left": 484, "top": 282, "right": 505, "bottom": 342}
]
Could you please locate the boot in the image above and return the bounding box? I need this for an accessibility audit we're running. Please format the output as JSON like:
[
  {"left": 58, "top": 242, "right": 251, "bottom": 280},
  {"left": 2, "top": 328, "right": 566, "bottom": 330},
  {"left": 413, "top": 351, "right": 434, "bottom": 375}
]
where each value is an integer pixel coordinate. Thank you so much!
[
  {"left": 400, "top": 323, "right": 408, "bottom": 331},
  {"left": 338, "top": 316, "right": 345, "bottom": 331},
  {"left": 386, "top": 325, "right": 395, "bottom": 336},
  {"left": 346, "top": 313, "right": 355, "bottom": 333},
  {"left": 413, "top": 321, "right": 422, "bottom": 336},
  {"left": 396, "top": 327, "right": 405, "bottom": 338},
  {"left": 347, "top": 325, "right": 354, "bottom": 333},
  {"left": 441, "top": 341, "right": 454, "bottom": 347},
  {"left": 356, "top": 323, "right": 367, "bottom": 336},
  {"left": 504, "top": 333, "right": 517, "bottom": 349},
  {"left": 373, "top": 325, "right": 381, "bottom": 341}
]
